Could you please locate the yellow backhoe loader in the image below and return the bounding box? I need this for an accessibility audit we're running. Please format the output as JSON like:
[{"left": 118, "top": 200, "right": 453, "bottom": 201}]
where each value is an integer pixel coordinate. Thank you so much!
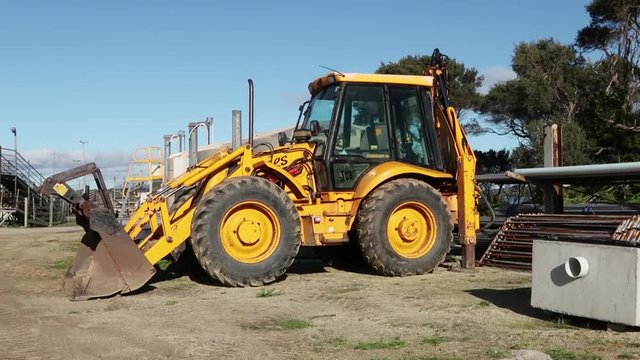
[{"left": 40, "top": 49, "right": 479, "bottom": 300}]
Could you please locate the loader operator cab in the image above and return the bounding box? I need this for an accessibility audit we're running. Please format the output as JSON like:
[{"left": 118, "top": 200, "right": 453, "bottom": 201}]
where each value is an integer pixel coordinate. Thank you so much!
[{"left": 297, "top": 73, "right": 444, "bottom": 191}]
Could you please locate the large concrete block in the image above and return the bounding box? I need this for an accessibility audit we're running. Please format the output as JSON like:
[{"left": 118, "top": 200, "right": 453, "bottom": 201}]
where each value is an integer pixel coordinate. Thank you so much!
[{"left": 531, "top": 240, "right": 640, "bottom": 326}]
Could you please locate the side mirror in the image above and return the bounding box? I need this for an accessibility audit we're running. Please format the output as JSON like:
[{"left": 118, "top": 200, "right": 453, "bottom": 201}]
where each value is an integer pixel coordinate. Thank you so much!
[
  {"left": 292, "top": 130, "right": 312, "bottom": 142},
  {"left": 310, "top": 120, "right": 321, "bottom": 136},
  {"left": 277, "top": 131, "right": 288, "bottom": 146}
]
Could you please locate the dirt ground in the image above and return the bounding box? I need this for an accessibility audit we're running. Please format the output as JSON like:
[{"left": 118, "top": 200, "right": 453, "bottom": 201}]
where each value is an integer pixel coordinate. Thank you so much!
[{"left": 1, "top": 226, "right": 639, "bottom": 360}]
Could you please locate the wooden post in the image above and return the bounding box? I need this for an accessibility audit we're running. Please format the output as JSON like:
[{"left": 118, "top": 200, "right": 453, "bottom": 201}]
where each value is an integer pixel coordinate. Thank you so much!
[{"left": 543, "top": 124, "right": 563, "bottom": 214}]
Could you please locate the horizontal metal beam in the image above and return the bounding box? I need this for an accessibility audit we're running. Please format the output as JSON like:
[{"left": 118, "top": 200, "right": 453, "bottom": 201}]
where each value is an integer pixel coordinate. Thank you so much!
[{"left": 478, "top": 162, "right": 640, "bottom": 184}]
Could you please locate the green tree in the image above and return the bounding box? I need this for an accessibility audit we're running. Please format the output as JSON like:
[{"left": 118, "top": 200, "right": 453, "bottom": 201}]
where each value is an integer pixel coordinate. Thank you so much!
[
  {"left": 576, "top": 0, "right": 640, "bottom": 162},
  {"left": 577, "top": 0, "right": 640, "bottom": 95},
  {"left": 376, "top": 54, "right": 484, "bottom": 116},
  {"left": 477, "top": 39, "right": 594, "bottom": 167},
  {"left": 474, "top": 149, "right": 513, "bottom": 174}
]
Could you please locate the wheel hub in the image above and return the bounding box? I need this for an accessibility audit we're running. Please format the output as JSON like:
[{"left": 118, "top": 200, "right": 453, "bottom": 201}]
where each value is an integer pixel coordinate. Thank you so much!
[
  {"left": 398, "top": 217, "right": 419, "bottom": 242},
  {"left": 237, "top": 220, "right": 261, "bottom": 245}
]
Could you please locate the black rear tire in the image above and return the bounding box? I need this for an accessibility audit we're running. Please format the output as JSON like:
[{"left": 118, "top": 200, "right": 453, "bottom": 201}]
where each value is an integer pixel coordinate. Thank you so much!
[
  {"left": 191, "top": 177, "right": 301, "bottom": 286},
  {"left": 356, "top": 178, "right": 453, "bottom": 276}
]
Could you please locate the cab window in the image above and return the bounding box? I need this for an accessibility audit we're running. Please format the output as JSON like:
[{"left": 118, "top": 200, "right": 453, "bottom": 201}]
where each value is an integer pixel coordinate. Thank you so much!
[
  {"left": 388, "top": 86, "right": 435, "bottom": 167},
  {"left": 333, "top": 85, "right": 390, "bottom": 159},
  {"left": 302, "top": 84, "right": 339, "bottom": 156}
]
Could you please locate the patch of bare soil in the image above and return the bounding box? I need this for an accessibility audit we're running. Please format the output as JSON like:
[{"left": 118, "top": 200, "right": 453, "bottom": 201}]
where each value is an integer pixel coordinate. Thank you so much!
[{"left": 1, "top": 226, "right": 638, "bottom": 360}]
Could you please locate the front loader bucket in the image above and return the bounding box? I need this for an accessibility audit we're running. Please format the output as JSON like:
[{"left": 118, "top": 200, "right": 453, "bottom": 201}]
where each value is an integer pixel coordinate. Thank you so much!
[{"left": 64, "top": 208, "right": 156, "bottom": 301}]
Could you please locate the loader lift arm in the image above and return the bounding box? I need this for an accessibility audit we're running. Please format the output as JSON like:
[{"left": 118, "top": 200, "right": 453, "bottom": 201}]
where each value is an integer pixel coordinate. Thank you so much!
[{"left": 39, "top": 163, "right": 113, "bottom": 211}]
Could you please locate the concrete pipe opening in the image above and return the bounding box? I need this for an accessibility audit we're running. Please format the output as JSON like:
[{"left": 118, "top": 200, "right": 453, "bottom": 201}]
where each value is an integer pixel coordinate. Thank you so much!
[{"left": 564, "top": 257, "right": 589, "bottom": 279}]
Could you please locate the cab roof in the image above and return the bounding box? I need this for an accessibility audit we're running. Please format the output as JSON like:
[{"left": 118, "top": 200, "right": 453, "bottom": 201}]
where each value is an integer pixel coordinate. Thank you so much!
[{"left": 308, "top": 72, "right": 434, "bottom": 94}]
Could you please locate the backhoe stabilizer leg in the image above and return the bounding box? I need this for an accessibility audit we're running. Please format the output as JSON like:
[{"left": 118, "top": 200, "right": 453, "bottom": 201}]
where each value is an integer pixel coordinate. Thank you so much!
[
  {"left": 63, "top": 208, "right": 156, "bottom": 300},
  {"left": 461, "top": 243, "right": 476, "bottom": 269}
]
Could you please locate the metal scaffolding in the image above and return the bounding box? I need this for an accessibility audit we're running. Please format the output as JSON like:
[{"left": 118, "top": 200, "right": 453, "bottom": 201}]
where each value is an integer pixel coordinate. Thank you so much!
[{"left": 0, "top": 146, "right": 68, "bottom": 226}]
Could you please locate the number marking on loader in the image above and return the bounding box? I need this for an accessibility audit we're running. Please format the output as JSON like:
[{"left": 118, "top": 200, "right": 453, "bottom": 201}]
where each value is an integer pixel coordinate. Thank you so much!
[{"left": 273, "top": 155, "right": 289, "bottom": 166}]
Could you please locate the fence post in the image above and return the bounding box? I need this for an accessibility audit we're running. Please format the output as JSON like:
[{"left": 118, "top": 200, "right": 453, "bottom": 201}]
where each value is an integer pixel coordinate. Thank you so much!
[
  {"left": 49, "top": 195, "right": 54, "bottom": 227},
  {"left": 24, "top": 196, "right": 28, "bottom": 227}
]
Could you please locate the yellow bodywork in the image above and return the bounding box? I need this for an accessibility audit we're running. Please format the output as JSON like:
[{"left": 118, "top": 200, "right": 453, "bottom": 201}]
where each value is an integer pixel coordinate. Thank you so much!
[
  {"left": 123, "top": 71, "right": 478, "bottom": 267},
  {"left": 123, "top": 142, "right": 463, "bottom": 265},
  {"left": 308, "top": 72, "right": 433, "bottom": 94}
]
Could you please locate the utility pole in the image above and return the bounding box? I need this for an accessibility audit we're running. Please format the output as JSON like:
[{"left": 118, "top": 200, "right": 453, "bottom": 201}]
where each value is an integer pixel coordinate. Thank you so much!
[
  {"left": 80, "top": 140, "right": 89, "bottom": 191},
  {"left": 10, "top": 127, "right": 17, "bottom": 208},
  {"left": 73, "top": 159, "right": 81, "bottom": 190},
  {"left": 49, "top": 149, "right": 56, "bottom": 227}
]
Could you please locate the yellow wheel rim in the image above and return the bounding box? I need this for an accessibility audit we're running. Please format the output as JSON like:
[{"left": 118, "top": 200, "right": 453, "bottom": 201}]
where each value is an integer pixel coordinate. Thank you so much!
[
  {"left": 220, "top": 201, "right": 281, "bottom": 264},
  {"left": 386, "top": 201, "right": 437, "bottom": 259}
]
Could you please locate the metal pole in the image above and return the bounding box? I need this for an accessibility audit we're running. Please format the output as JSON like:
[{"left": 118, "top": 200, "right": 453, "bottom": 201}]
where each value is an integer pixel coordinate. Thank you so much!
[
  {"left": 11, "top": 127, "right": 17, "bottom": 209},
  {"left": 188, "top": 122, "right": 198, "bottom": 168},
  {"left": 232, "top": 110, "right": 242, "bottom": 150},
  {"left": 80, "top": 140, "right": 88, "bottom": 190},
  {"left": 205, "top": 117, "right": 213, "bottom": 145},
  {"left": 0, "top": 146, "right": 2, "bottom": 211},
  {"left": 73, "top": 159, "right": 81, "bottom": 190},
  {"left": 248, "top": 79, "right": 254, "bottom": 148},
  {"left": 178, "top": 130, "right": 184, "bottom": 152},
  {"left": 26, "top": 162, "right": 30, "bottom": 210},
  {"left": 23, "top": 196, "right": 28, "bottom": 228},
  {"left": 163, "top": 134, "right": 171, "bottom": 183},
  {"left": 49, "top": 195, "right": 53, "bottom": 227}
]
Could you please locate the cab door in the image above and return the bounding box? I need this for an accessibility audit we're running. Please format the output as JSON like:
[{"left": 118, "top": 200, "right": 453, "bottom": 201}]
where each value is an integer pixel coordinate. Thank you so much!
[
  {"left": 328, "top": 84, "right": 391, "bottom": 190},
  {"left": 387, "top": 85, "right": 441, "bottom": 170}
]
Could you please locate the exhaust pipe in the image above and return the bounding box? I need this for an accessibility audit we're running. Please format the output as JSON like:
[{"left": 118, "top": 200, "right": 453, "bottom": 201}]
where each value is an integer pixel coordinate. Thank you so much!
[{"left": 248, "top": 79, "right": 254, "bottom": 148}]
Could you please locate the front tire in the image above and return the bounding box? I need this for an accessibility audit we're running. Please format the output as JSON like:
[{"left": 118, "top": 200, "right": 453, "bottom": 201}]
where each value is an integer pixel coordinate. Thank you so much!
[
  {"left": 356, "top": 178, "right": 453, "bottom": 276},
  {"left": 191, "top": 177, "right": 301, "bottom": 286}
]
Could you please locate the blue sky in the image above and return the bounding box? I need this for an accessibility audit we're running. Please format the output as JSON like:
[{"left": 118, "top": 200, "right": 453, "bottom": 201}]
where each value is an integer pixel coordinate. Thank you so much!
[{"left": 0, "top": 0, "right": 592, "bottom": 183}]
